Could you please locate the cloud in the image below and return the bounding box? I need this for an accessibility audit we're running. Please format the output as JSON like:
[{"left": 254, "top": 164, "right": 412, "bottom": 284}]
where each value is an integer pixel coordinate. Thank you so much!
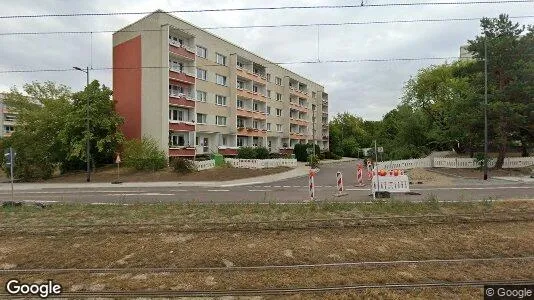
[{"left": 0, "top": 0, "right": 531, "bottom": 120}]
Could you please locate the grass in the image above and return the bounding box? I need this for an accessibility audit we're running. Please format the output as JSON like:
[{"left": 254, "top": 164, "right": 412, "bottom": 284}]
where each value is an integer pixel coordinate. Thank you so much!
[{"left": 1, "top": 200, "right": 532, "bottom": 227}]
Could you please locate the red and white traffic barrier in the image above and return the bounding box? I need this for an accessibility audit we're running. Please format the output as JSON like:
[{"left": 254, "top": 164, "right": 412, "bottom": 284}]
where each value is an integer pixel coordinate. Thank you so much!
[
  {"left": 335, "top": 171, "right": 345, "bottom": 196},
  {"left": 308, "top": 169, "right": 316, "bottom": 201},
  {"left": 356, "top": 164, "right": 364, "bottom": 186}
]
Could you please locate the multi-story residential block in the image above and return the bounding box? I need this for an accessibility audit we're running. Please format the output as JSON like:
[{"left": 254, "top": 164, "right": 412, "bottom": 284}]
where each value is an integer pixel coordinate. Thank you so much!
[
  {"left": 113, "top": 10, "right": 329, "bottom": 158},
  {"left": 0, "top": 93, "right": 16, "bottom": 138}
]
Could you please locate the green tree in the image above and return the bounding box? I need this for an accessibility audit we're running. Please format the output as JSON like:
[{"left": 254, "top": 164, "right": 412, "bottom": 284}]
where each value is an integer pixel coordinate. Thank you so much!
[{"left": 467, "top": 14, "right": 534, "bottom": 167}]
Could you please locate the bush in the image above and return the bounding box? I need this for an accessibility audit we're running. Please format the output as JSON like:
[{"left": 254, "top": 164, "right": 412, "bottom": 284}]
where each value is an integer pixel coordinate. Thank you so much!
[
  {"left": 269, "top": 153, "right": 284, "bottom": 159},
  {"left": 294, "top": 143, "right": 321, "bottom": 162},
  {"left": 324, "top": 151, "right": 342, "bottom": 160},
  {"left": 171, "top": 157, "right": 195, "bottom": 174},
  {"left": 194, "top": 154, "right": 211, "bottom": 161},
  {"left": 255, "top": 147, "right": 270, "bottom": 159},
  {"left": 237, "top": 147, "right": 256, "bottom": 159},
  {"left": 122, "top": 137, "right": 167, "bottom": 171}
]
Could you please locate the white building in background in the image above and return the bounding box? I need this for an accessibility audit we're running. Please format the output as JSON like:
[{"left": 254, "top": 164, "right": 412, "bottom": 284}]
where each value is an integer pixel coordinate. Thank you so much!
[{"left": 0, "top": 93, "right": 16, "bottom": 137}]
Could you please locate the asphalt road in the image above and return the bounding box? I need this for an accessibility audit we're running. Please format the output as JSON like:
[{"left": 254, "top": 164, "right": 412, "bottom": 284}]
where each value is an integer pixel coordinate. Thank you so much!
[{"left": 1, "top": 161, "right": 533, "bottom": 204}]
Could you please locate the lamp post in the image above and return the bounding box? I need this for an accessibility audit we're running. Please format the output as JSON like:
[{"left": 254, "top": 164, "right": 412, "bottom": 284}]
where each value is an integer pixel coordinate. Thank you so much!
[
  {"left": 483, "top": 36, "right": 488, "bottom": 180},
  {"left": 73, "top": 66, "right": 91, "bottom": 182}
]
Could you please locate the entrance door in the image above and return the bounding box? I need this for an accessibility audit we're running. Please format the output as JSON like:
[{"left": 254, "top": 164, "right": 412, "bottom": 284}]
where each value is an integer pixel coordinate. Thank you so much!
[
  {"left": 203, "top": 138, "right": 209, "bottom": 153},
  {"left": 268, "top": 140, "right": 272, "bottom": 152}
]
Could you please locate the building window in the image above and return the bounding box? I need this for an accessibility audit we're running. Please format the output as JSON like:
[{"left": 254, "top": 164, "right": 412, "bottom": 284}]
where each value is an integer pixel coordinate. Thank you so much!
[
  {"left": 237, "top": 99, "right": 244, "bottom": 108},
  {"left": 253, "top": 102, "right": 259, "bottom": 111},
  {"left": 276, "top": 108, "right": 282, "bottom": 117},
  {"left": 196, "top": 90, "right": 207, "bottom": 102},
  {"left": 169, "top": 108, "right": 185, "bottom": 121},
  {"left": 216, "top": 74, "right": 227, "bottom": 86},
  {"left": 221, "top": 136, "right": 227, "bottom": 146},
  {"left": 216, "top": 116, "right": 227, "bottom": 126},
  {"left": 267, "top": 123, "right": 271, "bottom": 131},
  {"left": 253, "top": 120, "right": 259, "bottom": 129},
  {"left": 216, "top": 95, "right": 227, "bottom": 106},
  {"left": 266, "top": 73, "right": 271, "bottom": 82},
  {"left": 237, "top": 137, "right": 245, "bottom": 147},
  {"left": 196, "top": 45, "right": 207, "bottom": 58},
  {"left": 4, "top": 125, "right": 14, "bottom": 133},
  {"left": 171, "top": 134, "right": 186, "bottom": 147},
  {"left": 216, "top": 53, "right": 226, "bottom": 65},
  {"left": 266, "top": 106, "right": 271, "bottom": 115},
  {"left": 237, "top": 118, "right": 245, "bottom": 128},
  {"left": 312, "top": 91, "right": 316, "bottom": 98},
  {"left": 236, "top": 80, "right": 245, "bottom": 89},
  {"left": 236, "top": 61, "right": 244, "bottom": 68},
  {"left": 275, "top": 77, "right": 282, "bottom": 85},
  {"left": 276, "top": 93, "right": 282, "bottom": 101},
  {"left": 267, "top": 90, "right": 271, "bottom": 99},
  {"left": 196, "top": 113, "right": 207, "bottom": 124},
  {"left": 276, "top": 124, "right": 282, "bottom": 132},
  {"left": 169, "top": 84, "right": 184, "bottom": 96},
  {"left": 253, "top": 85, "right": 258, "bottom": 93},
  {"left": 197, "top": 68, "right": 207, "bottom": 80}
]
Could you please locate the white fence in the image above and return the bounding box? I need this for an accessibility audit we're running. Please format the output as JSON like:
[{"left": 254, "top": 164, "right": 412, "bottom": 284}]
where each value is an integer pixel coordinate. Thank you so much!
[
  {"left": 376, "top": 158, "right": 432, "bottom": 170},
  {"left": 193, "top": 160, "right": 215, "bottom": 171},
  {"left": 371, "top": 175, "right": 411, "bottom": 194},
  {"left": 376, "top": 156, "right": 534, "bottom": 169},
  {"left": 224, "top": 158, "right": 298, "bottom": 169}
]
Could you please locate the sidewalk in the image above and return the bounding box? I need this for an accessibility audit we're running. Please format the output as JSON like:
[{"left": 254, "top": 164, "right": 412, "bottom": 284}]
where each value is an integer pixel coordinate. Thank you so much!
[
  {"left": 493, "top": 176, "right": 534, "bottom": 183},
  {"left": 0, "top": 164, "right": 312, "bottom": 191}
]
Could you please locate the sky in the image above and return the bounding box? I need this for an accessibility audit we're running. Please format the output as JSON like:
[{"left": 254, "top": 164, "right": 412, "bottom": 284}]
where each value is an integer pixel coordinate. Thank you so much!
[{"left": 0, "top": 0, "right": 532, "bottom": 120}]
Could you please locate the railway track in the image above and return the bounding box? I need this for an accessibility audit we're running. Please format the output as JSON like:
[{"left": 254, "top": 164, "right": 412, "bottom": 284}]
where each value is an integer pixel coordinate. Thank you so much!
[
  {"left": 1, "top": 280, "right": 532, "bottom": 298},
  {"left": 1, "top": 212, "right": 533, "bottom": 234},
  {"left": 2, "top": 256, "right": 533, "bottom": 274}
]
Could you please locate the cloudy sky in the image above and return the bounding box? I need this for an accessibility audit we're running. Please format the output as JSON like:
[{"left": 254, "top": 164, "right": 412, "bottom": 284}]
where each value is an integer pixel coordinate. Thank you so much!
[{"left": 0, "top": 0, "right": 532, "bottom": 120}]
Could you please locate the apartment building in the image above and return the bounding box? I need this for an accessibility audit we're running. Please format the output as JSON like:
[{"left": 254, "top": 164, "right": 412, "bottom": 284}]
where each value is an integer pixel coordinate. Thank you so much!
[
  {"left": 0, "top": 93, "right": 16, "bottom": 138},
  {"left": 113, "top": 10, "right": 329, "bottom": 158}
]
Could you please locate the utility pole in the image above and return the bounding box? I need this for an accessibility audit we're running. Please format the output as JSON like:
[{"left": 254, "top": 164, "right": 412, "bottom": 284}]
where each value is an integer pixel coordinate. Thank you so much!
[
  {"left": 73, "top": 66, "right": 91, "bottom": 182},
  {"left": 312, "top": 106, "right": 316, "bottom": 160},
  {"left": 374, "top": 140, "right": 380, "bottom": 197},
  {"left": 484, "top": 36, "right": 488, "bottom": 181}
]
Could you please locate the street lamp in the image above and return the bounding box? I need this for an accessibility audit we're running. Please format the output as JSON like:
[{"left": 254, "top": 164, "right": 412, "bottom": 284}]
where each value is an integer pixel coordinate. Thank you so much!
[{"left": 73, "top": 66, "right": 91, "bottom": 182}]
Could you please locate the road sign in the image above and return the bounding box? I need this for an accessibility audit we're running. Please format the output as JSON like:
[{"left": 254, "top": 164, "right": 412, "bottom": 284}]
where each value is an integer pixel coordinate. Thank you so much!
[
  {"left": 115, "top": 154, "right": 121, "bottom": 164},
  {"left": 377, "top": 147, "right": 384, "bottom": 153},
  {"left": 4, "top": 148, "right": 15, "bottom": 167}
]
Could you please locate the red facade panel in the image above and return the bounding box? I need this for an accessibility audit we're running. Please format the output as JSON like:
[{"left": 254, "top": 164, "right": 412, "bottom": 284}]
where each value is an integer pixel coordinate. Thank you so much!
[{"left": 113, "top": 35, "right": 142, "bottom": 139}]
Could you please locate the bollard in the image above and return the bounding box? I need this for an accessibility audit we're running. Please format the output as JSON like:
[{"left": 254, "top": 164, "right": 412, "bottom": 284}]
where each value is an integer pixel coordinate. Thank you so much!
[
  {"left": 334, "top": 171, "right": 348, "bottom": 197},
  {"left": 308, "top": 169, "right": 316, "bottom": 201}
]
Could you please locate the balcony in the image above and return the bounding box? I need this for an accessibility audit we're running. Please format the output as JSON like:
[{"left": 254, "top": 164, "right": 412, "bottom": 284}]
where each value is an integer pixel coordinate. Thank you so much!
[
  {"left": 236, "top": 66, "right": 266, "bottom": 85},
  {"left": 290, "top": 118, "right": 308, "bottom": 126},
  {"left": 236, "top": 108, "right": 267, "bottom": 120},
  {"left": 169, "top": 147, "right": 196, "bottom": 157},
  {"left": 289, "top": 133, "right": 304, "bottom": 139},
  {"left": 169, "top": 121, "right": 195, "bottom": 132},
  {"left": 218, "top": 146, "right": 239, "bottom": 156},
  {"left": 169, "top": 93, "right": 195, "bottom": 108},
  {"left": 289, "top": 86, "right": 309, "bottom": 99},
  {"left": 169, "top": 69, "right": 195, "bottom": 85},
  {"left": 169, "top": 43, "right": 195, "bottom": 60},
  {"left": 290, "top": 102, "right": 309, "bottom": 113},
  {"left": 236, "top": 127, "right": 267, "bottom": 137}
]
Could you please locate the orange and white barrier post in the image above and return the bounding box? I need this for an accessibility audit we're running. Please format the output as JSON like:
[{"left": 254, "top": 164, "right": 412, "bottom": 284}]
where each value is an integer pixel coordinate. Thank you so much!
[
  {"left": 308, "top": 169, "right": 316, "bottom": 201},
  {"left": 334, "top": 171, "right": 347, "bottom": 197},
  {"left": 356, "top": 163, "right": 364, "bottom": 186}
]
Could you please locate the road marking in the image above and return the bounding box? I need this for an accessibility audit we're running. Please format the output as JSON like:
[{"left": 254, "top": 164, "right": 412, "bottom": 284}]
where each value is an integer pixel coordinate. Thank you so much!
[
  {"left": 0, "top": 190, "right": 147, "bottom": 195},
  {"left": 412, "top": 187, "right": 534, "bottom": 191},
  {"left": 346, "top": 188, "right": 369, "bottom": 191},
  {"left": 20, "top": 200, "right": 58, "bottom": 203},
  {"left": 263, "top": 186, "right": 272, "bottom": 188},
  {"left": 207, "top": 189, "right": 230, "bottom": 192},
  {"left": 283, "top": 186, "right": 291, "bottom": 188},
  {"left": 169, "top": 189, "right": 189, "bottom": 192},
  {"left": 220, "top": 181, "right": 262, "bottom": 187},
  {"left": 249, "top": 189, "right": 271, "bottom": 192},
  {"left": 293, "top": 185, "right": 301, "bottom": 188},
  {"left": 107, "top": 193, "right": 175, "bottom": 196}
]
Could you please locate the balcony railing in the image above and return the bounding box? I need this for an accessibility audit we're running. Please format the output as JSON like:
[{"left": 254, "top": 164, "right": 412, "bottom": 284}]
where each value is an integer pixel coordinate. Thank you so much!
[
  {"left": 169, "top": 91, "right": 195, "bottom": 100},
  {"left": 168, "top": 39, "right": 194, "bottom": 53}
]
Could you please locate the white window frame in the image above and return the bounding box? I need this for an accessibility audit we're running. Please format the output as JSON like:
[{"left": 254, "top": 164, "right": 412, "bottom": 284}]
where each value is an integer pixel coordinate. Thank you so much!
[
  {"left": 216, "top": 95, "right": 227, "bottom": 106},
  {"left": 196, "top": 68, "right": 207, "bottom": 80},
  {"left": 267, "top": 123, "right": 271, "bottom": 131},
  {"left": 266, "top": 73, "right": 271, "bottom": 82},
  {"left": 196, "top": 45, "right": 207, "bottom": 58},
  {"left": 266, "top": 106, "right": 271, "bottom": 115},
  {"left": 237, "top": 118, "right": 245, "bottom": 128},
  {"left": 275, "top": 77, "right": 282, "bottom": 85},
  {"left": 276, "top": 93, "right": 282, "bottom": 101},
  {"left": 196, "top": 113, "right": 207, "bottom": 124},
  {"left": 216, "top": 116, "right": 227, "bottom": 126},
  {"left": 237, "top": 98, "right": 244, "bottom": 109},
  {"left": 196, "top": 90, "right": 207, "bottom": 102},
  {"left": 276, "top": 108, "right": 282, "bottom": 117},
  {"left": 276, "top": 124, "right": 283, "bottom": 132},
  {"left": 216, "top": 53, "right": 226, "bottom": 65},
  {"left": 216, "top": 74, "right": 227, "bottom": 86},
  {"left": 237, "top": 137, "right": 245, "bottom": 147}
]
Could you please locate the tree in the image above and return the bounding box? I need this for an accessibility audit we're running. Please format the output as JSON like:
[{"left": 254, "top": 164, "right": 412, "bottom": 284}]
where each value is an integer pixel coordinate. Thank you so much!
[
  {"left": 467, "top": 14, "right": 533, "bottom": 167},
  {"left": 2, "top": 81, "right": 124, "bottom": 180},
  {"left": 59, "top": 80, "right": 124, "bottom": 172}
]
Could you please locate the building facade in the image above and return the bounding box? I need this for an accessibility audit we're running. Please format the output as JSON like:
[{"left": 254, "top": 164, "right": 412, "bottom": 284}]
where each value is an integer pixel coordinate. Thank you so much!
[
  {"left": 113, "top": 11, "right": 329, "bottom": 157},
  {"left": 0, "top": 93, "right": 16, "bottom": 138}
]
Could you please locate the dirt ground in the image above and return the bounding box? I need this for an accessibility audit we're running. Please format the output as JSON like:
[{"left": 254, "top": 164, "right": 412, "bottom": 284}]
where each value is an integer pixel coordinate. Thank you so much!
[
  {"left": 405, "top": 168, "right": 455, "bottom": 185},
  {"left": 1, "top": 201, "right": 533, "bottom": 298},
  {"left": 13, "top": 165, "right": 292, "bottom": 183}
]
